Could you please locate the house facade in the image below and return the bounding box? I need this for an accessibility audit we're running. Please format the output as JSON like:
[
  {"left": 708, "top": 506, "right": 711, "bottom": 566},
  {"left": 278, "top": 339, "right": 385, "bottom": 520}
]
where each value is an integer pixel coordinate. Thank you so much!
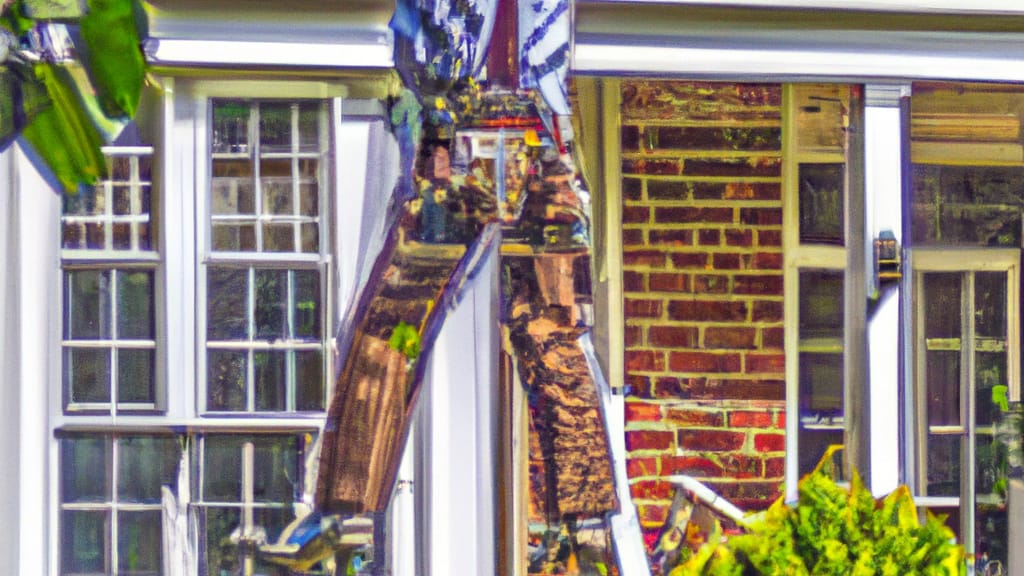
[{"left": 3, "top": 0, "right": 1024, "bottom": 574}]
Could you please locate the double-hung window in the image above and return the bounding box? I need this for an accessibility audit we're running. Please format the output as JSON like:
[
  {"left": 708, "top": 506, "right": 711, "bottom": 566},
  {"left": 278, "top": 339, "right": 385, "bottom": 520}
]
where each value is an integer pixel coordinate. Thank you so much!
[
  {"left": 202, "top": 99, "right": 330, "bottom": 413},
  {"left": 61, "top": 147, "right": 159, "bottom": 412}
]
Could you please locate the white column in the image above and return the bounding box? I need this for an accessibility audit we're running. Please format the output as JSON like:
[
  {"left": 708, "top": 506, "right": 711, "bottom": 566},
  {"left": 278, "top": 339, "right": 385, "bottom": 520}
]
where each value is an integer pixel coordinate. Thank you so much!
[
  {"left": 0, "top": 142, "right": 20, "bottom": 575},
  {"left": 416, "top": 245, "right": 499, "bottom": 575},
  {"left": 864, "top": 84, "right": 909, "bottom": 497}
]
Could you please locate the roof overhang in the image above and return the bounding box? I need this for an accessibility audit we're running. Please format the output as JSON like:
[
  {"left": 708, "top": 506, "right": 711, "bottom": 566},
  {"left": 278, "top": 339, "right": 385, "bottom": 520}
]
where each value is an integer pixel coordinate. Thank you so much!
[
  {"left": 140, "top": 0, "right": 393, "bottom": 70},
  {"left": 573, "top": 0, "right": 1024, "bottom": 83}
]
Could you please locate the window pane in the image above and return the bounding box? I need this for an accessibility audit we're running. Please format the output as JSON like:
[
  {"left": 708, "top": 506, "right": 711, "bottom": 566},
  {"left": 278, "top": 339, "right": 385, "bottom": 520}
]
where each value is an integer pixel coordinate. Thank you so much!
[
  {"left": 207, "top": 350, "right": 247, "bottom": 411},
  {"left": 926, "top": 350, "right": 961, "bottom": 427},
  {"left": 118, "top": 270, "right": 154, "bottom": 339},
  {"left": 62, "top": 510, "right": 108, "bottom": 574},
  {"left": 253, "top": 436, "right": 300, "bottom": 503},
  {"left": 911, "top": 165, "right": 1024, "bottom": 247},
  {"left": 977, "top": 502, "right": 1008, "bottom": 570},
  {"left": 117, "top": 348, "right": 155, "bottom": 404},
  {"left": 297, "top": 102, "right": 320, "bottom": 152},
  {"left": 294, "top": 270, "right": 320, "bottom": 340},
  {"left": 118, "top": 436, "right": 178, "bottom": 503},
  {"left": 253, "top": 507, "right": 293, "bottom": 549},
  {"left": 201, "top": 507, "right": 241, "bottom": 575},
  {"left": 65, "top": 347, "right": 112, "bottom": 404},
  {"left": 798, "top": 163, "right": 844, "bottom": 245},
  {"left": 261, "top": 177, "right": 293, "bottom": 215},
  {"left": 975, "top": 271, "right": 1007, "bottom": 339},
  {"left": 62, "top": 436, "right": 110, "bottom": 502},
  {"left": 926, "top": 434, "right": 961, "bottom": 497},
  {"left": 211, "top": 169, "right": 255, "bottom": 215},
  {"left": 798, "top": 428, "right": 844, "bottom": 478},
  {"left": 924, "top": 272, "right": 962, "bottom": 339},
  {"left": 254, "top": 351, "right": 287, "bottom": 411},
  {"left": 212, "top": 100, "right": 251, "bottom": 154},
  {"left": 799, "top": 270, "right": 843, "bottom": 339},
  {"left": 118, "top": 510, "right": 162, "bottom": 575},
  {"left": 976, "top": 351, "right": 1006, "bottom": 428},
  {"left": 799, "top": 352, "right": 843, "bottom": 419},
  {"left": 301, "top": 222, "right": 319, "bottom": 253},
  {"left": 254, "top": 269, "right": 287, "bottom": 340},
  {"left": 299, "top": 180, "right": 318, "bottom": 216},
  {"left": 262, "top": 223, "right": 295, "bottom": 252},
  {"left": 207, "top": 267, "right": 248, "bottom": 341},
  {"left": 212, "top": 223, "right": 257, "bottom": 252},
  {"left": 295, "top": 350, "right": 323, "bottom": 411},
  {"left": 258, "top": 103, "right": 293, "bottom": 153},
  {"left": 203, "top": 437, "right": 244, "bottom": 502},
  {"left": 66, "top": 269, "right": 112, "bottom": 340}
]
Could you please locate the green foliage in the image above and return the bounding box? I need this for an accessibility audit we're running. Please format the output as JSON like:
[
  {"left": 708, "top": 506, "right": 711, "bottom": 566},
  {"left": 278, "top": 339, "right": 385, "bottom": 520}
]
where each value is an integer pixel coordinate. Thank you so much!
[
  {"left": 79, "top": 0, "right": 144, "bottom": 119},
  {"left": 674, "top": 468, "right": 965, "bottom": 576},
  {"left": 388, "top": 321, "right": 421, "bottom": 361},
  {"left": 21, "top": 63, "right": 106, "bottom": 192}
]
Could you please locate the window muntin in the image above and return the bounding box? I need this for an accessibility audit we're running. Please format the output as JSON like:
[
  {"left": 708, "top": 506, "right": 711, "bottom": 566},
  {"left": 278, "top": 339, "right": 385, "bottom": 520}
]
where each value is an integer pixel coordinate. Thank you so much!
[
  {"left": 210, "top": 100, "right": 325, "bottom": 255},
  {"left": 203, "top": 99, "right": 330, "bottom": 414},
  {"left": 193, "top": 433, "right": 310, "bottom": 575},
  {"left": 60, "top": 434, "right": 179, "bottom": 576},
  {"left": 61, "top": 148, "right": 159, "bottom": 413}
]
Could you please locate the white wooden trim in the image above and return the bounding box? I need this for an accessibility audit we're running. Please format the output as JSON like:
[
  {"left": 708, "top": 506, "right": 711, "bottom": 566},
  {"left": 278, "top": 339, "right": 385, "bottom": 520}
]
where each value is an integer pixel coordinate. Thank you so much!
[
  {"left": 601, "top": 79, "right": 625, "bottom": 389},
  {"left": 145, "top": 39, "right": 392, "bottom": 70}
]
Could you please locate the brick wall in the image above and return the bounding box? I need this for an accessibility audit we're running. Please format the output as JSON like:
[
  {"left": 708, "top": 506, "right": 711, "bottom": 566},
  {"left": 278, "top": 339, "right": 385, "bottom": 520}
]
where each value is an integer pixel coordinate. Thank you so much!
[{"left": 618, "top": 81, "right": 787, "bottom": 548}]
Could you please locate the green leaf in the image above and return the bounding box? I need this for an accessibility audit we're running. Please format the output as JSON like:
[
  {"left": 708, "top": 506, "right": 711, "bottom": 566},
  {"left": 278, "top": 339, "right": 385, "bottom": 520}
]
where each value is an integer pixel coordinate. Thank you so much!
[
  {"left": 78, "top": 0, "right": 144, "bottom": 118},
  {"left": 21, "top": 62, "right": 105, "bottom": 192},
  {"left": 2, "top": 0, "right": 35, "bottom": 35}
]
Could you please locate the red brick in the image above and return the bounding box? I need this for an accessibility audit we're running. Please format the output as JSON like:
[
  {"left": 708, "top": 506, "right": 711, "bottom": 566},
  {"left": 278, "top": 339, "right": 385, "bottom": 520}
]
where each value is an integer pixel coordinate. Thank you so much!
[
  {"left": 630, "top": 480, "right": 673, "bottom": 500},
  {"left": 751, "top": 300, "right": 783, "bottom": 322},
  {"left": 626, "top": 350, "right": 665, "bottom": 372},
  {"left": 623, "top": 249, "right": 666, "bottom": 268},
  {"left": 649, "top": 272, "right": 690, "bottom": 293},
  {"left": 671, "top": 253, "right": 708, "bottom": 269},
  {"left": 623, "top": 270, "right": 645, "bottom": 292},
  {"left": 669, "top": 300, "right": 747, "bottom": 322},
  {"left": 729, "top": 410, "right": 774, "bottom": 428},
  {"left": 655, "top": 207, "right": 733, "bottom": 224},
  {"left": 725, "top": 228, "right": 753, "bottom": 247},
  {"left": 626, "top": 375, "right": 653, "bottom": 398},
  {"left": 688, "top": 182, "right": 728, "bottom": 200},
  {"left": 625, "top": 401, "right": 663, "bottom": 422},
  {"left": 623, "top": 206, "right": 651, "bottom": 224},
  {"left": 706, "top": 480, "right": 781, "bottom": 503},
  {"left": 692, "top": 378, "right": 784, "bottom": 402},
  {"left": 664, "top": 408, "right": 724, "bottom": 427},
  {"left": 722, "top": 454, "right": 764, "bottom": 478},
  {"left": 627, "top": 457, "right": 659, "bottom": 478},
  {"left": 762, "top": 327, "right": 784, "bottom": 349},
  {"left": 624, "top": 326, "right": 643, "bottom": 347},
  {"left": 726, "top": 182, "right": 781, "bottom": 200},
  {"left": 622, "top": 177, "right": 643, "bottom": 201},
  {"left": 649, "top": 325, "right": 699, "bottom": 348},
  {"left": 649, "top": 229, "right": 694, "bottom": 246},
  {"left": 752, "top": 252, "right": 783, "bottom": 270},
  {"left": 765, "top": 457, "right": 786, "bottom": 478},
  {"left": 734, "top": 274, "right": 783, "bottom": 295},
  {"left": 698, "top": 229, "right": 721, "bottom": 246},
  {"left": 693, "top": 274, "right": 728, "bottom": 294},
  {"left": 621, "top": 126, "right": 640, "bottom": 151},
  {"left": 654, "top": 376, "right": 686, "bottom": 398},
  {"left": 758, "top": 229, "right": 782, "bottom": 246},
  {"left": 625, "top": 298, "right": 663, "bottom": 319},
  {"left": 683, "top": 158, "right": 781, "bottom": 178},
  {"left": 647, "top": 180, "right": 689, "bottom": 201},
  {"left": 739, "top": 207, "right": 783, "bottom": 226},
  {"left": 754, "top": 433, "right": 786, "bottom": 452},
  {"left": 669, "top": 351, "right": 741, "bottom": 373},
  {"left": 678, "top": 429, "right": 746, "bottom": 452},
  {"left": 622, "top": 228, "right": 644, "bottom": 246},
  {"left": 623, "top": 158, "right": 680, "bottom": 176},
  {"left": 705, "top": 327, "right": 757, "bottom": 349},
  {"left": 775, "top": 411, "right": 786, "bottom": 428},
  {"left": 712, "top": 253, "right": 741, "bottom": 269},
  {"left": 626, "top": 430, "right": 675, "bottom": 452},
  {"left": 746, "top": 353, "right": 785, "bottom": 374},
  {"left": 637, "top": 504, "right": 669, "bottom": 528},
  {"left": 662, "top": 456, "right": 724, "bottom": 477}
]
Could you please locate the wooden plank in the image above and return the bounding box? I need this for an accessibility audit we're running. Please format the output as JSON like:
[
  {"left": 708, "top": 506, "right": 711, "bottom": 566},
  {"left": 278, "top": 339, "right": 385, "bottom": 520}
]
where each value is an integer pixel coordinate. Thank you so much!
[
  {"left": 912, "top": 141, "right": 1024, "bottom": 164},
  {"left": 912, "top": 113, "right": 1020, "bottom": 142}
]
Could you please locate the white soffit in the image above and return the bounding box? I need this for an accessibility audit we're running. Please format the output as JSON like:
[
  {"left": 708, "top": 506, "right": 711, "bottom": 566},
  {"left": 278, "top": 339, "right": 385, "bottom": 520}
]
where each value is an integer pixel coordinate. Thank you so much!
[
  {"left": 141, "top": 0, "right": 393, "bottom": 69},
  {"left": 597, "top": 0, "right": 1024, "bottom": 16},
  {"left": 574, "top": 1, "right": 1024, "bottom": 82}
]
